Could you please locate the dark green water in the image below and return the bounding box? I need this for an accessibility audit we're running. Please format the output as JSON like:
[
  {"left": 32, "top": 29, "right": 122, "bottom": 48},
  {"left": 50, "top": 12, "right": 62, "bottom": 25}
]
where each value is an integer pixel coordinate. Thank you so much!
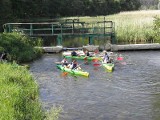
[{"left": 30, "top": 51, "right": 160, "bottom": 120}]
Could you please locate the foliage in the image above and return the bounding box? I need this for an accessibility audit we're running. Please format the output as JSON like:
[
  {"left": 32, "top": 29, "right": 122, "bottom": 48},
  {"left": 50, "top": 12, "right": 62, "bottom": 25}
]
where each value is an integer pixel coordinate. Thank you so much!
[
  {"left": 65, "top": 10, "right": 159, "bottom": 44},
  {"left": 0, "top": 62, "right": 44, "bottom": 120},
  {"left": 153, "top": 16, "right": 160, "bottom": 42},
  {"left": 140, "top": 0, "right": 159, "bottom": 9},
  {"left": 44, "top": 107, "right": 62, "bottom": 120},
  {"left": 0, "top": 33, "right": 43, "bottom": 63},
  {"left": 0, "top": 0, "right": 142, "bottom": 32}
]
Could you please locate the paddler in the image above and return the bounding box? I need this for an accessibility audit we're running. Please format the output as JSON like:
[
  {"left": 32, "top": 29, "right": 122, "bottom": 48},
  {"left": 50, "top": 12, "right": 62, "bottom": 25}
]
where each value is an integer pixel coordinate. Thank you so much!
[
  {"left": 102, "top": 51, "right": 110, "bottom": 63},
  {"left": 71, "top": 50, "right": 78, "bottom": 56},
  {"left": 84, "top": 49, "right": 91, "bottom": 57},
  {"left": 61, "top": 57, "right": 69, "bottom": 67},
  {"left": 69, "top": 59, "right": 81, "bottom": 70}
]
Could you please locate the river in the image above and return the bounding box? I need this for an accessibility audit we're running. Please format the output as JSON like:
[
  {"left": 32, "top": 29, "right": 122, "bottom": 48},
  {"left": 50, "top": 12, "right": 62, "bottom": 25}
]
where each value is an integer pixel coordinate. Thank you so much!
[{"left": 30, "top": 51, "right": 160, "bottom": 120}]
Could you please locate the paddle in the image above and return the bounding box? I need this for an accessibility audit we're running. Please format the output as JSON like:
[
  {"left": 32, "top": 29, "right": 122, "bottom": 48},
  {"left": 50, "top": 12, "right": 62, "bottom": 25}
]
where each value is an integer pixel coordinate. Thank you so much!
[
  {"left": 92, "top": 58, "right": 99, "bottom": 62},
  {"left": 55, "top": 61, "right": 62, "bottom": 64},
  {"left": 61, "top": 72, "right": 68, "bottom": 77},
  {"left": 93, "top": 63, "right": 101, "bottom": 67},
  {"left": 117, "top": 56, "right": 123, "bottom": 61},
  {"left": 72, "top": 61, "right": 86, "bottom": 70},
  {"left": 84, "top": 56, "right": 88, "bottom": 61}
]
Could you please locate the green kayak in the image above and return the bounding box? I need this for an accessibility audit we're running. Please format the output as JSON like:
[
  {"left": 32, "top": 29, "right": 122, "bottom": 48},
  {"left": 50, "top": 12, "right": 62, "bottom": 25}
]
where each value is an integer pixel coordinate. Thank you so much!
[
  {"left": 56, "top": 64, "right": 89, "bottom": 77},
  {"left": 64, "top": 55, "right": 102, "bottom": 61},
  {"left": 102, "top": 63, "right": 114, "bottom": 72}
]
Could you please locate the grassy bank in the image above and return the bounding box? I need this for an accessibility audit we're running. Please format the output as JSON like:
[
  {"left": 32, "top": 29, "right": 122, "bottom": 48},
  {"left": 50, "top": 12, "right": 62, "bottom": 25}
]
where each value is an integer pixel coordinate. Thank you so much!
[
  {"left": 0, "top": 62, "right": 61, "bottom": 120},
  {"left": 63, "top": 10, "right": 160, "bottom": 44},
  {"left": 0, "top": 33, "right": 61, "bottom": 119},
  {"left": 0, "top": 62, "right": 44, "bottom": 120}
]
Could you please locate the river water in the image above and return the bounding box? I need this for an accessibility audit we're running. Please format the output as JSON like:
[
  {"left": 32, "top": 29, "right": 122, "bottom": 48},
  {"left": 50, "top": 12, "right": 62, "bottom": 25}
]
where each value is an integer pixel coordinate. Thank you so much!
[{"left": 30, "top": 51, "right": 160, "bottom": 120}]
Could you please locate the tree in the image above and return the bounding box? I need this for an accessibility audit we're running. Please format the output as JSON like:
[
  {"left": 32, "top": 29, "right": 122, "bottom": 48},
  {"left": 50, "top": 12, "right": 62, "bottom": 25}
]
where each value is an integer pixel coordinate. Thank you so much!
[{"left": 120, "top": 0, "right": 141, "bottom": 11}]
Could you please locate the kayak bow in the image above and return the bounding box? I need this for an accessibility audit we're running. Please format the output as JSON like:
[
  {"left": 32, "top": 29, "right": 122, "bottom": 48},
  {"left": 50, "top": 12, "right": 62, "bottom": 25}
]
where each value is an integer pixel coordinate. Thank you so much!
[{"left": 102, "top": 63, "right": 114, "bottom": 72}]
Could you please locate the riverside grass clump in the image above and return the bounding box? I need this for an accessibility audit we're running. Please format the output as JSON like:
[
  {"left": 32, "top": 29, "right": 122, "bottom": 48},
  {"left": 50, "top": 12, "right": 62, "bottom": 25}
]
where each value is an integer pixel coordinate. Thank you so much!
[
  {"left": 0, "top": 62, "right": 62, "bottom": 120},
  {"left": 0, "top": 33, "right": 61, "bottom": 119},
  {"left": 0, "top": 33, "right": 43, "bottom": 63},
  {"left": 62, "top": 10, "right": 160, "bottom": 44},
  {"left": 0, "top": 62, "right": 44, "bottom": 120}
]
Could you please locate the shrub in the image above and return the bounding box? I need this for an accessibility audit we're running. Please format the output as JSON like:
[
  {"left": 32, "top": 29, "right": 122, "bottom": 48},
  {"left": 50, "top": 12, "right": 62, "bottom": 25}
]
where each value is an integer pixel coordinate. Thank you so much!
[{"left": 0, "top": 33, "right": 43, "bottom": 63}]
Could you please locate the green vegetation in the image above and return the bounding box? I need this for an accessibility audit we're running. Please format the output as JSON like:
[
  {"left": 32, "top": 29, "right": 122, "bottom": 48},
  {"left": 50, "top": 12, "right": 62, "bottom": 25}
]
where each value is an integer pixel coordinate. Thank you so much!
[
  {"left": 0, "top": 33, "right": 43, "bottom": 63},
  {"left": 64, "top": 10, "right": 160, "bottom": 44},
  {"left": 0, "top": 0, "right": 141, "bottom": 32},
  {"left": 0, "top": 62, "right": 44, "bottom": 120},
  {"left": 153, "top": 16, "right": 160, "bottom": 43},
  {"left": 0, "top": 33, "right": 61, "bottom": 120}
]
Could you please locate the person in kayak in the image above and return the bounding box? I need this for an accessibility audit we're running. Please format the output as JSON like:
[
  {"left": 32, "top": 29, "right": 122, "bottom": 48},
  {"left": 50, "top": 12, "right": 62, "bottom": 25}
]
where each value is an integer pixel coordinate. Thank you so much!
[
  {"left": 102, "top": 51, "right": 110, "bottom": 63},
  {"left": 71, "top": 50, "right": 78, "bottom": 56},
  {"left": 84, "top": 50, "right": 91, "bottom": 57},
  {"left": 108, "top": 52, "right": 114, "bottom": 63},
  {"left": 69, "top": 59, "right": 81, "bottom": 70},
  {"left": 61, "top": 57, "right": 69, "bottom": 67}
]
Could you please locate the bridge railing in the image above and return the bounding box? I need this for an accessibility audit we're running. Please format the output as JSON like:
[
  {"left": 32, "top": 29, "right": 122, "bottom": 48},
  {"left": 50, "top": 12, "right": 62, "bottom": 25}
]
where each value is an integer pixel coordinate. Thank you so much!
[{"left": 3, "top": 20, "right": 116, "bottom": 44}]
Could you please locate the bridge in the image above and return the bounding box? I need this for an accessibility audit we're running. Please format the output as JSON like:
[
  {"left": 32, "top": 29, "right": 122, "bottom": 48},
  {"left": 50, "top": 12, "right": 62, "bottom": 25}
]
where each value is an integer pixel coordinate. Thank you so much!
[{"left": 3, "top": 18, "right": 116, "bottom": 47}]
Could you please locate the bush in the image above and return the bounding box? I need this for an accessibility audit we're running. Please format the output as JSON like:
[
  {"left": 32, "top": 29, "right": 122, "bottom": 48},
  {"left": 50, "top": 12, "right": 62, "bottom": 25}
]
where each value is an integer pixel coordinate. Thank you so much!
[
  {"left": 0, "top": 33, "right": 43, "bottom": 63},
  {"left": 153, "top": 16, "right": 160, "bottom": 43}
]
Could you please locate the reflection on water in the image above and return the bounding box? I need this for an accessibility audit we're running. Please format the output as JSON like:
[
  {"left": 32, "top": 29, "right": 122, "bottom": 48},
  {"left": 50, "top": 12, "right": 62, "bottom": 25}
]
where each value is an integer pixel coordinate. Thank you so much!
[{"left": 30, "top": 51, "right": 160, "bottom": 120}]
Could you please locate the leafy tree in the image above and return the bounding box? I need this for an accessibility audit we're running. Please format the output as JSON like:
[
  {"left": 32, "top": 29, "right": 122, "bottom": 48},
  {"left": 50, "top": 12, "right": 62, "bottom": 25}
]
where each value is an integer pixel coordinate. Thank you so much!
[
  {"left": 0, "top": 0, "right": 142, "bottom": 32},
  {"left": 120, "top": 0, "right": 141, "bottom": 11}
]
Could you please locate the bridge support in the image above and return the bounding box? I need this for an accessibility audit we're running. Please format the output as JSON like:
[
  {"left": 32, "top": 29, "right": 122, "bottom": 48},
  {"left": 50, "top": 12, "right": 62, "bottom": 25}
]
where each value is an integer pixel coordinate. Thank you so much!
[{"left": 57, "top": 34, "right": 62, "bottom": 46}]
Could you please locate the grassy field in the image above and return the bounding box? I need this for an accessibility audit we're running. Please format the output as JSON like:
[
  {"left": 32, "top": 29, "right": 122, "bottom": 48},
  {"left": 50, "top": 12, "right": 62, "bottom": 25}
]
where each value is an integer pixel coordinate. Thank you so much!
[{"left": 63, "top": 10, "right": 160, "bottom": 44}]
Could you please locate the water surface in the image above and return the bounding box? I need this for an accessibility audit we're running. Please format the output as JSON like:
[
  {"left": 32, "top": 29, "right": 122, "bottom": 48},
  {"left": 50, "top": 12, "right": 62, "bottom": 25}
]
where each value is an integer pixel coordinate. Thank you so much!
[{"left": 30, "top": 51, "right": 160, "bottom": 120}]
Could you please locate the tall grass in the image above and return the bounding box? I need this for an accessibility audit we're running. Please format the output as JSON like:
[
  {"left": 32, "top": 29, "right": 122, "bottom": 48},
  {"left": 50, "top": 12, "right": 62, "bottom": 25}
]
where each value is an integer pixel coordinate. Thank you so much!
[
  {"left": 62, "top": 10, "right": 160, "bottom": 44},
  {"left": 0, "top": 62, "right": 44, "bottom": 120}
]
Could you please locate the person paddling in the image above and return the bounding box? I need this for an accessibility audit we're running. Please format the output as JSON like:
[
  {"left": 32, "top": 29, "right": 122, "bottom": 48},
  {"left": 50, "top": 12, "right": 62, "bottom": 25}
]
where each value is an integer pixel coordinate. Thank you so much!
[
  {"left": 69, "top": 59, "right": 81, "bottom": 70},
  {"left": 71, "top": 50, "right": 78, "bottom": 56},
  {"left": 61, "top": 57, "right": 69, "bottom": 67},
  {"left": 102, "top": 51, "right": 109, "bottom": 63},
  {"left": 84, "top": 50, "right": 90, "bottom": 57}
]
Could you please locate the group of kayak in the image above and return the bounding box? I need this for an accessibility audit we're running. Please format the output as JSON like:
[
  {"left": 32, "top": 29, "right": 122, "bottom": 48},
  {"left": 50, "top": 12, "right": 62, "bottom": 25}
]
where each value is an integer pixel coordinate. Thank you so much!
[{"left": 56, "top": 49, "right": 116, "bottom": 77}]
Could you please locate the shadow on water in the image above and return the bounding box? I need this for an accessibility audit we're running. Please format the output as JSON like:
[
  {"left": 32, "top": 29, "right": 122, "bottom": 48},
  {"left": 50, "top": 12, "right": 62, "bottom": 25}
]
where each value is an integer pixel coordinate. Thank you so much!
[{"left": 30, "top": 51, "right": 160, "bottom": 120}]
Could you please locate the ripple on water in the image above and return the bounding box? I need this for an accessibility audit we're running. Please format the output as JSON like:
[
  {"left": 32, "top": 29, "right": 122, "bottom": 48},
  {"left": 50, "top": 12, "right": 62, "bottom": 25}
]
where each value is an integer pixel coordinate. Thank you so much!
[{"left": 30, "top": 52, "right": 160, "bottom": 120}]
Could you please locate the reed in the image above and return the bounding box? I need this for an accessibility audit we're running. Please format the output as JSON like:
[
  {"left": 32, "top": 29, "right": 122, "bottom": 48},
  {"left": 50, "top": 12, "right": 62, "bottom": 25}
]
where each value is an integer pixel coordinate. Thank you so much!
[{"left": 63, "top": 10, "right": 160, "bottom": 44}]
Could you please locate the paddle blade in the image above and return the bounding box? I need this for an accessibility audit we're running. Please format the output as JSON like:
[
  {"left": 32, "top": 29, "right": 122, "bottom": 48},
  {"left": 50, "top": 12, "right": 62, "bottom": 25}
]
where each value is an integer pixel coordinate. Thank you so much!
[
  {"left": 93, "top": 63, "right": 101, "bottom": 66},
  {"left": 84, "top": 57, "right": 88, "bottom": 61},
  {"left": 117, "top": 57, "right": 123, "bottom": 61},
  {"left": 92, "top": 59, "right": 99, "bottom": 62},
  {"left": 61, "top": 72, "right": 68, "bottom": 77}
]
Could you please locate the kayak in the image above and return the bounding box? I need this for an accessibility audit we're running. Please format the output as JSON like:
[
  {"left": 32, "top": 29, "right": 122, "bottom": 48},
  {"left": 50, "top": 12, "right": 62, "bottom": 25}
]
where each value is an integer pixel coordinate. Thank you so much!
[
  {"left": 102, "top": 63, "right": 114, "bottom": 72},
  {"left": 56, "top": 64, "right": 89, "bottom": 77},
  {"left": 64, "top": 55, "right": 102, "bottom": 61}
]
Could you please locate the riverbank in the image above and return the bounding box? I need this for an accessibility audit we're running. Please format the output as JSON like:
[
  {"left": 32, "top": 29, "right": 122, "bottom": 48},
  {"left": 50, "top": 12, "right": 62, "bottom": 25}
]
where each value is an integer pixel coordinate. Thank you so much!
[
  {"left": 0, "top": 62, "right": 44, "bottom": 120},
  {"left": 0, "top": 33, "right": 61, "bottom": 120}
]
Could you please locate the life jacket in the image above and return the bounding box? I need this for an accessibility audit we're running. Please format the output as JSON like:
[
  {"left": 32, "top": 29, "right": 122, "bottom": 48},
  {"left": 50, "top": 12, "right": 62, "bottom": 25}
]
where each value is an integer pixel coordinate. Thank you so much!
[
  {"left": 61, "top": 59, "right": 68, "bottom": 66},
  {"left": 103, "top": 54, "right": 109, "bottom": 63},
  {"left": 71, "top": 61, "right": 78, "bottom": 69},
  {"left": 71, "top": 51, "right": 77, "bottom": 56}
]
